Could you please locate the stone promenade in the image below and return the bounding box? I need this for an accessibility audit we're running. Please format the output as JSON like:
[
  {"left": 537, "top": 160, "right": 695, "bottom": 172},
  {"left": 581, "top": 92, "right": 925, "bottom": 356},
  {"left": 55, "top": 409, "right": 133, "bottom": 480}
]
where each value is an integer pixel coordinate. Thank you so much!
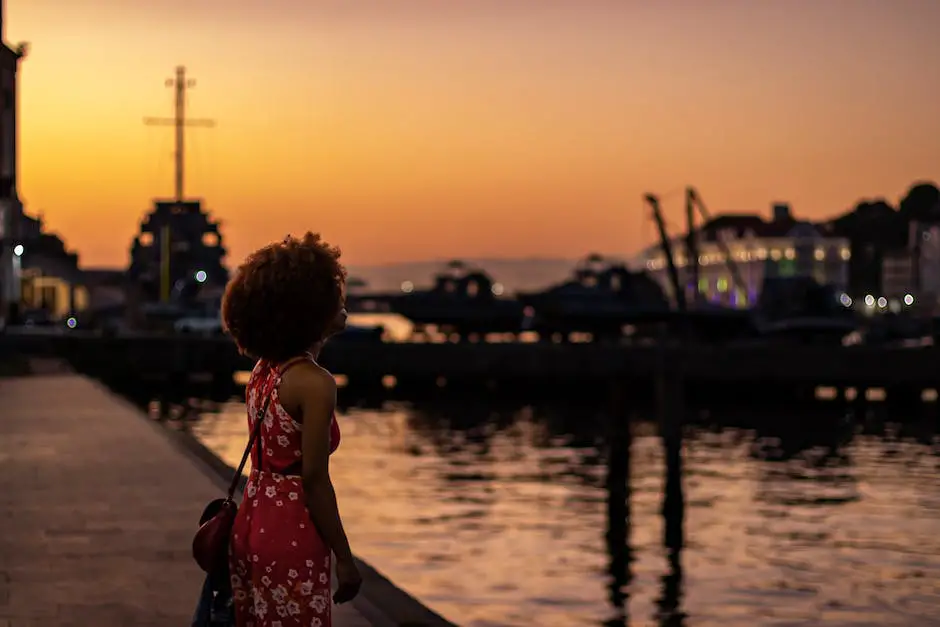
[{"left": 0, "top": 374, "right": 373, "bottom": 626}]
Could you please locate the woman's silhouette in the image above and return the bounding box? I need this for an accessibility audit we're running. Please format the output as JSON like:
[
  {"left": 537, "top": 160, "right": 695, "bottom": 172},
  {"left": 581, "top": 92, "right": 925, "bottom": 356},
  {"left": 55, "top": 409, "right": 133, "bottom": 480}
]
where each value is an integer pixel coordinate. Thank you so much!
[{"left": 221, "top": 232, "right": 361, "bottom": 626}]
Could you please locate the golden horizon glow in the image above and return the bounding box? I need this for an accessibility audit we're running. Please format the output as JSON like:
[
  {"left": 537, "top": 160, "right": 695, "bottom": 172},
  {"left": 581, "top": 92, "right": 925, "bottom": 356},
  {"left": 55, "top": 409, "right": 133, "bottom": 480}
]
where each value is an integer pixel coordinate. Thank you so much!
[{"left": 8, "top": 0, "right": 940, "bottom": 268}]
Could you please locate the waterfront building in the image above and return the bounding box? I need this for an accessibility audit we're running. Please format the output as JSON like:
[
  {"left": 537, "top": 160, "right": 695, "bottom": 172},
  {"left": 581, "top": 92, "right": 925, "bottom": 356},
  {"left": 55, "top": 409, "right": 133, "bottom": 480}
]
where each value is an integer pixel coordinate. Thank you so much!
[
  {"left": 0, "top": 4, "right": 89, "bottom": 322},
  {"left": 16, "top": 221, "right": 88, "bottom": 319},
  {"left": 860, "top": 223, "right": 940, "bottom": 313},
  {"left": 640, "top": 202, "right": 850, "bottom": 308},
  {"left": 0, "top": 3, "right": 26, "bottom": 319},
  {"left": 81, "top": 268, "right": 127, "bottom": 310},
  {"left": 820, "top": 200, "right": 905, "bottom": 304},
  {"left": 822, "top": 185, "right": 940, "bottom": 313}
]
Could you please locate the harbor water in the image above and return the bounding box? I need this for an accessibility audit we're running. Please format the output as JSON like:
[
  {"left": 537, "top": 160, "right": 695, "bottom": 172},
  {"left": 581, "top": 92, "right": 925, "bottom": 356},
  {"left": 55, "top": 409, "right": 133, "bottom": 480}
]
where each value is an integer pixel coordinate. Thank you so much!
[{"left": 186, "top": 397, "right": 940, "bottom": 627}]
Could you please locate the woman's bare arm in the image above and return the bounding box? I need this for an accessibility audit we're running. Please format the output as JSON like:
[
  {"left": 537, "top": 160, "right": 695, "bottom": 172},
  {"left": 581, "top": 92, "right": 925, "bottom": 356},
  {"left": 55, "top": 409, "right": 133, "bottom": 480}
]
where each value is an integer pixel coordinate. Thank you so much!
[{"left": 279, "top": 364, "right": 353, "bottom": 563}]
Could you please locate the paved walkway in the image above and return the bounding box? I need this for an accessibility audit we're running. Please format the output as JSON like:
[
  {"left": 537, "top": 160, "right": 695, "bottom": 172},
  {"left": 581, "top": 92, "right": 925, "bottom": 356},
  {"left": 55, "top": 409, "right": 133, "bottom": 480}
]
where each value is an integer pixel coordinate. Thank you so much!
[{"left": 0, "top": 374, "right": 373, "bottom": 627}]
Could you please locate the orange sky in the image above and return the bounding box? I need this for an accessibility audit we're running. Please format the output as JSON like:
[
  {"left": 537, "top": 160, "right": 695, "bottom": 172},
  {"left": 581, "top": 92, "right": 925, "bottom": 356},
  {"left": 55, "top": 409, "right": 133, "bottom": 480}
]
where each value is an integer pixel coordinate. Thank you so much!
[{"left": 8, "top": 0, "right": 940, "bottom": 268}]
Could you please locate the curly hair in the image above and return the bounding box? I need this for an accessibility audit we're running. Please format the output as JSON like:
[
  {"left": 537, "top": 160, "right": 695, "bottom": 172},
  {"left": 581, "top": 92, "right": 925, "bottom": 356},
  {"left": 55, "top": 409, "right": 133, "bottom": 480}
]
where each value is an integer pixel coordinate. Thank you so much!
[{"left": 221, "top": 232, "right": 347, "bottom": 361}]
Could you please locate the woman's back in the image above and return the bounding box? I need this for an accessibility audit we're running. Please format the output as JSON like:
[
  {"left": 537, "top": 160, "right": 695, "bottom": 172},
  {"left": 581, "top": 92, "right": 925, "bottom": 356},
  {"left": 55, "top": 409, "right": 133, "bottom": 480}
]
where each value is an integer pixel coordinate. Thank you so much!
[{"left": 246, "top": 359, "right": 341, "bottom": 473}]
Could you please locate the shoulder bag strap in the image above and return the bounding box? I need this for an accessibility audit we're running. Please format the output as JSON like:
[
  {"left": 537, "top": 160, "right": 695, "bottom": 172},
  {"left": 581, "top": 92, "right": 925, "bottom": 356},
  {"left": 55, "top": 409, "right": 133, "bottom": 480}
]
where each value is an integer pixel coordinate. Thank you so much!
[
  {"left": 226, "top": 390, "right": 273, "bottom": 500},
  {"left": 230, "top": 355, "right": 311, "bottom": 498}
]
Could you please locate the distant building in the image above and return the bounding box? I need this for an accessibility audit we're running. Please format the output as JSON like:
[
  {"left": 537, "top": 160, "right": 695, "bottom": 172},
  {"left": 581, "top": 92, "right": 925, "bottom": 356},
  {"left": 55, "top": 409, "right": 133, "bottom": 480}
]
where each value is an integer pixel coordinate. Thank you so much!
[
  {"left": 820, "top": 192, "right": 940, "bottom": 312},
  {"left": 640, "top": 202, "right": 850, "bottom": 308},
  {"left": 0, "top": 6, "right": 26, "bottom": 318},
  {"left": 16, "top": 222, "right": 88, "bottom": 319},
  {"left": 881, "top": 252, "right": 913, "bottom": 301},
  {"left": 0, "top": 10, "right": 91, "bottom": 323},
  {"left": 79, "top": 267, "right": 128, "bottom": 314},
  {"left": 128, "top": 200, "right": 228, "bottom": 306},
  {"left": 865, "top": 221, "right": 940, "bottom": 312},
  {"left": 819, "top": 200, "right": 906, "bottom": 301}
]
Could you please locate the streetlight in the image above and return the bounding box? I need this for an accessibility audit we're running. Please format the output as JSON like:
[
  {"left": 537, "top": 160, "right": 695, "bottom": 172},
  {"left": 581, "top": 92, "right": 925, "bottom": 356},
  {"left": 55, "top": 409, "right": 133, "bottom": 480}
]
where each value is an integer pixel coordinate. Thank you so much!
[
  {"left": 12, "top": 243, "right": 24, "bottom": 257},
  {"left": 194, "top": 270, "right": 207, "bottom": 284}
]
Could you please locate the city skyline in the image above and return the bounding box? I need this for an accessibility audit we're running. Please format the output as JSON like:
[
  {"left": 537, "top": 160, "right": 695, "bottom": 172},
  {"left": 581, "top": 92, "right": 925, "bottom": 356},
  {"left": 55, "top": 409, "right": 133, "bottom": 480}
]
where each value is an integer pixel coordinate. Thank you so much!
[{"left": 8, "top": 0, "right": 940, "bottom": 268}]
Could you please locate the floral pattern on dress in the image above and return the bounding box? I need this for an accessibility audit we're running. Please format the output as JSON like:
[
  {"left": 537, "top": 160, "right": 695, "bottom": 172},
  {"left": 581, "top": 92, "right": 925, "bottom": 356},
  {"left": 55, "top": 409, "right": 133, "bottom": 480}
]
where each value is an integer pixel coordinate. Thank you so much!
[{"left": 229, "top": 359, "right": 342, "bottom": 627}]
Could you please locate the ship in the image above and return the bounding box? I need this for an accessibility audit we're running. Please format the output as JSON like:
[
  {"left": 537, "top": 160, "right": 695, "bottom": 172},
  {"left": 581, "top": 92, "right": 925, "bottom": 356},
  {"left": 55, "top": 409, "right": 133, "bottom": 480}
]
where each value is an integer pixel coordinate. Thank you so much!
[
  {"left": 746, "top": 276, "right": 857, "bottom": 345},
  {"left": 516, "top": 254, "right": 671, "bottom": 341},
  {"left": 128, "top": 200, "right": 228, "bottom": 308},
  {"left": 388, "top": 260, "right": 526, "bottom": 337},
  {"left": 128, "top": 66, "right": 228, "bottom": 317}
]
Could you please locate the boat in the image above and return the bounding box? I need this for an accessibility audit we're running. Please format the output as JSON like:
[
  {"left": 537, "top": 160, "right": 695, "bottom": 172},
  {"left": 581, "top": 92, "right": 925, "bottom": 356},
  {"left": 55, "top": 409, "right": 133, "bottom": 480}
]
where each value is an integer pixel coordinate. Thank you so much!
[
  {"left": 516, "top": 254, "right": 671, "bottom": 341},
  {"left": 388, "top": 260, "right": 526, "bottom": 336},
  {"left": 747, "top": 276, "right": 857, "bottom": 345}
]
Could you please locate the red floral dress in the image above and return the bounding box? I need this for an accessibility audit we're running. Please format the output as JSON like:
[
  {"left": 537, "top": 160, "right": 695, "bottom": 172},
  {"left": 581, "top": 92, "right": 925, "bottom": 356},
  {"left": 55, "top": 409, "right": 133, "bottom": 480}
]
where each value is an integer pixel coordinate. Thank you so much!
[{"left": 229, "top": 358, "right": 342, "bottom": 627}]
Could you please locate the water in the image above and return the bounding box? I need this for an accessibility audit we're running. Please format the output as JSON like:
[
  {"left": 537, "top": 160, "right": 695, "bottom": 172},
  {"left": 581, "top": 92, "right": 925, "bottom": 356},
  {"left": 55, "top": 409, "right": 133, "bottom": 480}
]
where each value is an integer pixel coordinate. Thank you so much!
[{"left": 187, "top": 400, "right": 940, "bottom": 627}]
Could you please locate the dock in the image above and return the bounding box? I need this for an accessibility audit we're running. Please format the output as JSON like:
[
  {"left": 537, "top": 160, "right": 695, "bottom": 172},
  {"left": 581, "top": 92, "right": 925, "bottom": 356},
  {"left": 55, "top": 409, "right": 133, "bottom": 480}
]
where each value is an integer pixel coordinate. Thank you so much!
[
  {"left": 0, "top": 371, "right": 450, "bottom": 626},
  {"left": 5, "top": 331, "right": 940, "bottom": 402}
]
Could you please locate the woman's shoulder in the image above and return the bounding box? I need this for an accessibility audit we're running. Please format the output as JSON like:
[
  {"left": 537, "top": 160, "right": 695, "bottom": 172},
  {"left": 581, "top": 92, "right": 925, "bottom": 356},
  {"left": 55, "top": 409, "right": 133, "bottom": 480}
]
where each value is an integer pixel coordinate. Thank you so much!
[
  {"left": 280, "top": 360, "right": 335, "bottom": 391},
  {"left": 277, "top": 361, "right": 336, "bottom": 420}
]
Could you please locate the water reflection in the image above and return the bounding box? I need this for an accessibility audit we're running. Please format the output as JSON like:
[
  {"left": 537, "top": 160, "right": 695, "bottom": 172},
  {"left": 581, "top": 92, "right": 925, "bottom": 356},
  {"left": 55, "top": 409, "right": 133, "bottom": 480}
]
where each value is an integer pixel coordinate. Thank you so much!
[{"left": 178, "top": 393, "right": 940, "bottom": 627}]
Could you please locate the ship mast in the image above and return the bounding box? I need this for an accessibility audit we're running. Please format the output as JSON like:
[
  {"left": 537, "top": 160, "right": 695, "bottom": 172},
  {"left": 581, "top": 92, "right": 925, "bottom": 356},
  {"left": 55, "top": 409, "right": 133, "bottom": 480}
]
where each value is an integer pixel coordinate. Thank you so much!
[
  {"left": 143, "top": 66, "right": 215, "bottom": 201},
  {"left": 142, "top": 66, "right": 216, "bottom": 302}
]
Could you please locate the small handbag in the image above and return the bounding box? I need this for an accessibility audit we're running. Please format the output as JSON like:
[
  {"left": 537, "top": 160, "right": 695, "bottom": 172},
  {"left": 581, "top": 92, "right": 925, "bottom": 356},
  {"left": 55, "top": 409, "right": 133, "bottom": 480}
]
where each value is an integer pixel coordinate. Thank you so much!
[{"left": 192, "top": 392, "right": 273, "bottom": 573}]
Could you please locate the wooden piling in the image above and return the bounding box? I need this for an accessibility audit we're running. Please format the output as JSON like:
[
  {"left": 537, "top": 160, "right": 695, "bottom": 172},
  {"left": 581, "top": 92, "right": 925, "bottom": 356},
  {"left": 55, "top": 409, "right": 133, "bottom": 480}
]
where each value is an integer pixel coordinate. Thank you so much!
[{"left": 604, "top": 383, "right": 632, "bottom": 624}]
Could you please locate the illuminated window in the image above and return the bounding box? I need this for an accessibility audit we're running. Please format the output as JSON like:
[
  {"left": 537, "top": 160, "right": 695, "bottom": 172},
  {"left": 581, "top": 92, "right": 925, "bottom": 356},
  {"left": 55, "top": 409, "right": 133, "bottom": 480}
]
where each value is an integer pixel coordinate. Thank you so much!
[
  {"left": 698, "top": 278, "right": 708, "bottom": 293},
  {"left": 717, "top": 277, "right": 728, "bottom": 292}
]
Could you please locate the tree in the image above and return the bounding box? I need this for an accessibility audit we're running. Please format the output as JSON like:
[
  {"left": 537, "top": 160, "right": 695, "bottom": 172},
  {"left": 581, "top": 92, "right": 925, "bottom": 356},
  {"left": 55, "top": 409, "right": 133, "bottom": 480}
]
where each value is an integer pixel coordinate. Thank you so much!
[{"left": 898, "top": 182, "right": 940, "bottom": 222}]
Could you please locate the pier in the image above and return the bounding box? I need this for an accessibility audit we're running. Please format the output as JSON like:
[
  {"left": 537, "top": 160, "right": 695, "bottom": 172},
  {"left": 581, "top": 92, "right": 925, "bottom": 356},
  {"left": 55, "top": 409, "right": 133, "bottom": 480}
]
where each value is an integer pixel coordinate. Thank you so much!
[
  {"left": 5, "top": 331, "right": 940, "bottom": 403},
  {"left": 0, "top": 371, "right": 453, "bottom": 626}
]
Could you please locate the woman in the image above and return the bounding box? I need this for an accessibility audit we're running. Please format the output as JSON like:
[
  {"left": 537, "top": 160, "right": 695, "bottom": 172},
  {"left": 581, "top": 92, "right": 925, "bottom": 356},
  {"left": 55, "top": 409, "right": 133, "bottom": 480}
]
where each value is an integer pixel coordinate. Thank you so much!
[{"left": 221, "top": 232, "right": 362, "bottom": 627}]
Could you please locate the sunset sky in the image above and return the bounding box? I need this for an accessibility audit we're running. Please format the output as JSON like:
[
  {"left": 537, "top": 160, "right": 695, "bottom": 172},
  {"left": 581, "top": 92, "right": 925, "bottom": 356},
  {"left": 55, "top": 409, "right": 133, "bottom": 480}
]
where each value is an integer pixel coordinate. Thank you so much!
[{"left": 8, "top": 0, "right": 940, "bottom": 268}]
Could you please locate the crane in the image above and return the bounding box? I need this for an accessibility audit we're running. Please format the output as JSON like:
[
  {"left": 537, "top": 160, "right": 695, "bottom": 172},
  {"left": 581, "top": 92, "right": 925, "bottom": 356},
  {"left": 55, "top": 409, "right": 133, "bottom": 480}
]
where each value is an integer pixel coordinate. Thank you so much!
[
  {"left": 644, "top": 187, "right": 751, "bottom": 311},
  {"left": 685, "top": 187, "right": 749, "bottom": 300},
  {"left": 644, "top": 194, "right": 687, "bottom": 314}
]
